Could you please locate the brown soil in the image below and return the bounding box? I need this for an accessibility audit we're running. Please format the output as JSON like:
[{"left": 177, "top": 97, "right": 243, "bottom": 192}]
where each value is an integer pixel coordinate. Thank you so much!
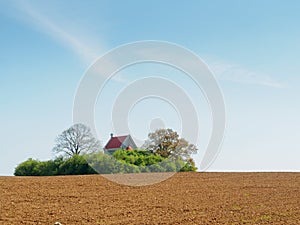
[{"left": 1, "top": 173, "right": 299, "bottom": 225}]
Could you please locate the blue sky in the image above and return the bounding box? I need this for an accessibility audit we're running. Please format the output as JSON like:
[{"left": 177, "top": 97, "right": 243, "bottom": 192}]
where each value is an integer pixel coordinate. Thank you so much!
[{"left": 0, "top": 0, "right": 300, "bottom": 175}]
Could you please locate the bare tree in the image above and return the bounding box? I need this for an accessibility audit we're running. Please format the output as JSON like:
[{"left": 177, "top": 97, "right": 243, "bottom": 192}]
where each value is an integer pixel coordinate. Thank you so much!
[
  {"left": 143, "top": 128, "right": 198, "bottom": 160},
  {"left": 53, "top": 123, "right": 101, "bottom": 157}
]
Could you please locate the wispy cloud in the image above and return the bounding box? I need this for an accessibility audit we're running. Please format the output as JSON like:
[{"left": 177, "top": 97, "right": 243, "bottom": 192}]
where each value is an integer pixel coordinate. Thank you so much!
[
  {"left": 7, "top": 2, "right": 285, "bottom": 88},
  {"left": 12, "top": 1, "right": 131, "bottom": 84},
  {"left": 15, "top": 1, "right": 102, "bottom": 64},
  {"left": 206, "top": 58, "right": 286, "bottom": 88},
  {"left": 130, "top": 45, "right": 286, "bottom": 88}
]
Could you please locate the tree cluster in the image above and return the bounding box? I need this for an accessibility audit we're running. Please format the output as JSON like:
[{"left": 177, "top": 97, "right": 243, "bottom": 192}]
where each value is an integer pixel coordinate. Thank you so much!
[
  {"left": 15, "top": 150, "right": 197, "bottom": 176},
  {"left": 14, "top": 155, "right": 96, "bottom": 176},
  {"left": 15, "top": 124, "right": 198, "bottom": 176}
]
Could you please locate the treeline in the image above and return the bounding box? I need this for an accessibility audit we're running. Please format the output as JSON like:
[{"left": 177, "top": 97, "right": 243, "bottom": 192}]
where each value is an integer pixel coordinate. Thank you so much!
[
  {"left": 14, "top": 155, "right": 96, "bottom": 176},
  {"left": 14, "top": 150, "right": 197, "bottom": 176},
  {"left": 87, "top": 149, "right": 197, "bottom": 174}
]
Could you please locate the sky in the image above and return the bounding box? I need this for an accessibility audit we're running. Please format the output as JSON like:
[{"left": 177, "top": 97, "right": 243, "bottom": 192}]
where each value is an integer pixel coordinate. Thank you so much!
[{"left": 0, "top": 0, "right": 300, "bottom": 175}]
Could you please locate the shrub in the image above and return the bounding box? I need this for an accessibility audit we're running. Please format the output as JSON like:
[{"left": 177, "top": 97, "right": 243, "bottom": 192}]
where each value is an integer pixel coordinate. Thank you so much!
[
  {"left": 14, "top": 158, "right": 40, "bottom": 176},
  {"left": 58, "top": 155, "right": 96, "bottom": 175},
  {"left": 14, "top": 150, "right": 197, "bottom": 176},
  {"left": 14, "top": 155, "right": 96, "bottom": 176},
  {"left": 85, "top": 152, "right": 123, "bottom": 174},
  {"left": 179, "top": 158, "right": 197, "bottom": 172}
]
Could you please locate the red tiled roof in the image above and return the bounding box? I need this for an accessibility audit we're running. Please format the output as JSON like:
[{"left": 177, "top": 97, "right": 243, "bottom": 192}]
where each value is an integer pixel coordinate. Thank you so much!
[{"left": 104, "top": 135, "right": 127, "bottom": 149}]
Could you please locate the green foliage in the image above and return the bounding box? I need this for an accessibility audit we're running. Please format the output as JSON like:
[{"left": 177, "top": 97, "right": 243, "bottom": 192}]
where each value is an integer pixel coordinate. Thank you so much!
[
  {"left": 112, "top": 149, "right": 164, "bottom": 167},
  {"left": 34, "top": 160, "right": 56, "bottom": 176},
  {"left": 14, "top": 158, "right": 40, "bottom": 176},
  {"left": 179, "top": 158, "right": 197, "bottom": 172},
  {"left": 85, "top": 151, "right": 122, "bottom": 174},
  {"left": 14, "top": 155, "right": 96, "bottom": 176},
  {"left": 160, "top": 160, "right": 177, "bottom": 172},
  {"left": 112, "top": 149, "right": 197, "bottom": 173},
  {"left": 58, "top": 154, "right": 96, "bottom": 175},
  {"left": 14, "top": 149, "right": 197, "bottom": 176}
]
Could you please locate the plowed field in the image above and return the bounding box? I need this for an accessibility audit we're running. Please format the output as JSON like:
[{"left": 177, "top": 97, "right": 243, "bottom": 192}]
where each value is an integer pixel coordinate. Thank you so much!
[{"left": 1, "top": 173, "right": 299, "bottom": 224}]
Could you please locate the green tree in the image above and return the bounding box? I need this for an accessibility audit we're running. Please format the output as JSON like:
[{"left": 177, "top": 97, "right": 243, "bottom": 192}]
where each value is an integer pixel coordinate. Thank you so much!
[
  {"left": 86, "top": 151, "right": 124, "bottom": 174},
  {"left": 34, "top": 160, "right": 57, "bottom": 176},
  {"left": 14, "top": 158, "right": 40, "bottom": 176},
  {"left": 58, "top": 155, "right": 96, "bottom": 175},
  {"left": 180, "top": 158, "right": 197, "bottom": 172},
  {"left": 111, "top": 149, "right": 196, "bottom": 172}
]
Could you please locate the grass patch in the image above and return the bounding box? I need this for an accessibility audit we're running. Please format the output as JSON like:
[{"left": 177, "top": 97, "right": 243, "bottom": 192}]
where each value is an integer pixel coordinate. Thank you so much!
[{"left": 260, "top": 214, "right": 272, "bottom": 220}]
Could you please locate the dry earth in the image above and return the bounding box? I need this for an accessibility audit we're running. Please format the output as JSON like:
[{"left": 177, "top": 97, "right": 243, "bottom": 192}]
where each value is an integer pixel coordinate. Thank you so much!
[{"left": 0, "top": 172, "right": 299, "bottom": 224}]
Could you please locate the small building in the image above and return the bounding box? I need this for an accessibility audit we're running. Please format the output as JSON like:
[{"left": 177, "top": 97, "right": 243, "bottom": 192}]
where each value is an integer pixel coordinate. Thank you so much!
[{"left": 104, "top": 133, "right": 137, "bottom": 154}]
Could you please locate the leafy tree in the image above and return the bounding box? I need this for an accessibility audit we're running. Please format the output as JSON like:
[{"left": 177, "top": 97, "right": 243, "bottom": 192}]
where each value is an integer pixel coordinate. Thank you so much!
[
  {"left": 111, "top": 149, "right": 196, "bottom": 172},
  {"left": 58, "top": 154, "right": 96, "bottom": 175},
  {"left": 144, "top": 154, "right": 163, "bottom": 166},
  {"left": 149, "top": 164, "right": 164, "bottom": 172},
  {"left": 34, "top": 160, "right": 57, "bottom": 176},
  {"left": 14, "top": 149, "right": 197, "bottom": 176},
  {"left": 179, "top": 158, "right": 197, "bottom": 172},
  {"left": 14, "top": 156, "right": 96, "bottom": 176},
  {"left": 143, "top": 128, "right": 198, "bottom": 160},
  {"left": 112, "top": 149, "right": 164, "bottom": 167},
  {"left": 85, "top": 151, "right": 123, "bottom": 174},
  {"left": 160, "top": 160, "right": 177, "bottom": 172},
  {"left": 53, "top": 123, "right": 101, "bottom": 157},
  {"left": 14, "top": 158, "right": 40, "bottom": 176}
]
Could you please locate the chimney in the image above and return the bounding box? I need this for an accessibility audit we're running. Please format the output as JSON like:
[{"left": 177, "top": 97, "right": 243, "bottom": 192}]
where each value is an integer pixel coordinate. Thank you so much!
[{"left": 110, "top": 133, "right": 113, "bottom": 138}]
